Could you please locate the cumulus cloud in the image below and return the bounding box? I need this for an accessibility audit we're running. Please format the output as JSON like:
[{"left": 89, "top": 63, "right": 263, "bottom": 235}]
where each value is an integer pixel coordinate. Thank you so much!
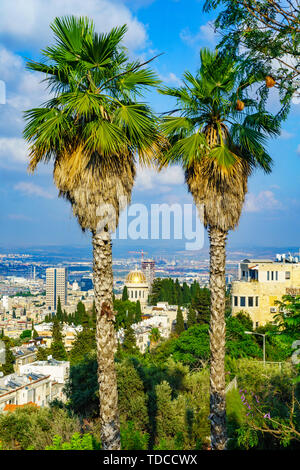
[
  {"left": 159, "top": 72, "right": 182, "bottom": 86},
  {"left": 135, "top": 165, "right": 185, "bottom": 192},
  {"left": 0, "top": 0, "right": 148, "bottom": 52},
  {"left": 244, "top": 190, "right": 283, "bottom": 213},
  {"left": 0, "top": 138, "right": 28, "bottom": 165},
  {"left": 14, "top": 182, "right": 55, "bottom": 199},
  {"left": 180, "top": 21, "right": 216, "bottom": 47},
  {"left": 0, "top": 47, "right": 48, "bottom": 140},
  {"left": 280, "top": 129, "right": 294, "bottom": 139}
]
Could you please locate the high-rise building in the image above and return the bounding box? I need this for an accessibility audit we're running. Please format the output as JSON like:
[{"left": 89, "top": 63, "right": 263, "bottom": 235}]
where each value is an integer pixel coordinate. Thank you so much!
[
  {"left": 141, "top": 259, "right": 155, "bottom": 289},
  {"left": 46, "top": 268, "right": 68, "bottom": 311}
]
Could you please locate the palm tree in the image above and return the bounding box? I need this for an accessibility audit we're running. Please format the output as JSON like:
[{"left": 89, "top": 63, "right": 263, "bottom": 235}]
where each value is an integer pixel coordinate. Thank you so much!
[
  {"left": 149, "top": 327, "right": 161, "bottom": 350},
  {"left": 23, "top": 16, "right": 162, "bottom": 450},
  {"left": 159, "top": 48, "right": 280, "bottom": 449}
]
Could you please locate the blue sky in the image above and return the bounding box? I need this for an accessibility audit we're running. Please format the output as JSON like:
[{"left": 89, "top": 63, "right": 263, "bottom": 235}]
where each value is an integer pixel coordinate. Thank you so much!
[{"left": 0, "top": 0, "right": 299, "bottom": 250}]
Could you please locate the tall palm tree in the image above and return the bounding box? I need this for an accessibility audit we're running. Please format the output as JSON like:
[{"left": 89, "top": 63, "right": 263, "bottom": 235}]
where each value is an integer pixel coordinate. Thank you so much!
[
  {"left": 159, "top": 48, "right": 280, "bottom": 450},
  {"left": 23, "top": 16, "right": 162, "bottom": 450}
]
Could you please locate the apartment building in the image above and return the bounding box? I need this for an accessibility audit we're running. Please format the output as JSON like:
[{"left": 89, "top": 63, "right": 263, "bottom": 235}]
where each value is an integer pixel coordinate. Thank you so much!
[
  {"left": 0, "top": 372, "right": 51, "bottom": 412},
  {"left": 231, "top": 257, "right": 300, "bottom": 327}
]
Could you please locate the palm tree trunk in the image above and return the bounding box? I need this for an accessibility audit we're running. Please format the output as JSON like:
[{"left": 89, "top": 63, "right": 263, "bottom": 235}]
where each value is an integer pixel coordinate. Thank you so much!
[
  {"left": 92, "top": 231, "right": 120, "bottom": 450},
  {"left": 209, "top": 226, "right": 227, "bottom": 450}
]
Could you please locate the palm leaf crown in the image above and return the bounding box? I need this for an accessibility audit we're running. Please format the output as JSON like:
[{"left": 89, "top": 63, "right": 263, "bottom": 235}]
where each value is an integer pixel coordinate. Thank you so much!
[
  {"left": 23, "top": 16, "right": 163, "bottom": 233},
  {"left": 159, "top": 48, "right": 281, "bottom": 230}
]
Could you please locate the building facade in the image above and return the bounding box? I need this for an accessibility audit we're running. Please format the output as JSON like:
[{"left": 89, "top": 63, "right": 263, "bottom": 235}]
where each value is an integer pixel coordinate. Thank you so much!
[
  {"left": 46, "top": 268, "right": 67, "bottom": 311},
  {"left": 231, "top": 258, "right": 300, "bottom": 327}
]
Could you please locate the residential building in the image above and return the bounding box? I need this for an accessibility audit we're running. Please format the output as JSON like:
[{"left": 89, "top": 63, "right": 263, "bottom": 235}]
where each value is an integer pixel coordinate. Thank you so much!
[
  {"left": 231, "top": 257, "right": 300, "bottom": 327},
  {"left": 0, "top": 372, "right": 51, "bottom": 412},
  {"left": 12, "top": 345, "right": 37, "bottom": 373},
  {"left": 19, "top": 358, "right": 68, "bottom": 383}
]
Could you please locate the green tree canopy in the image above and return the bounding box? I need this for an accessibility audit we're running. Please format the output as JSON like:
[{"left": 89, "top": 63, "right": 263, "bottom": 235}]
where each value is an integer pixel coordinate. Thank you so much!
[{"left": 204, "top": 0, "right": 300, "bottom": 110}]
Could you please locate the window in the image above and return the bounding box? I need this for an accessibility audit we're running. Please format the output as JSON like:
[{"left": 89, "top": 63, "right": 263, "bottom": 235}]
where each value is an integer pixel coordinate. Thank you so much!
[
  {"left": 248, "top": 297, "right": 254, "bottom": 307},
  {"left": 240, "top": 296, "right": 246, "bottom": 307},
  {"left": 271, "top": 271, "right": 274, "bottom": 281},
  {"left": 242, "top": 270, "right": 245, "bottom": 277},
  {"left": 256, "top": 296, "right": 259, "bottom": 307},
  {"left": 255, "top": 321, "right": 259, "bottom": 328},
  {"left": 267, "top": 271, "right": 270, "bottom": 281},
  {"left": 275, "top": 271, "right": 278, "bottom": 281},
  {"left": 234, "top": 296, "right": 238, "bottom": 307},
  {"left": 285, "top": 271, "right": 291, "bottom": 280}
]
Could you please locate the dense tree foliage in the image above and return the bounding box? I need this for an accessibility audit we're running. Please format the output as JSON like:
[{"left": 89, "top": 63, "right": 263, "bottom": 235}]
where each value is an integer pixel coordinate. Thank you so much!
[
  {"left": 149, "top": 278, "right": 209, "bottom": 307},
  {"left": 204, "top": 0, "right": 300, "bottom": 109}
]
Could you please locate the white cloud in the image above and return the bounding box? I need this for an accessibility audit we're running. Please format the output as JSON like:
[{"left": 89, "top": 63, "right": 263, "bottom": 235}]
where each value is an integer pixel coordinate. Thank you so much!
[
  {"left": 244, "top": 190, "right": 283, "bottom": 213},
  {"left": 0, "top": 0, "right": 148, "bottom": 51},
  {"left": 0, "top": 47, "right": 48, "bottom": 140},
  {"left": 135, "top": 165, "right": 185, "bottom": 192},
  {"left": 280, "top": 129, "right": 294, "bottom": 139},
  {"left": 180, "top": 21, "right": 216, "bottom": 47},
  {"left": 159, "top": 72, "right": 182, "bottom": 86},
  {"left": 14, "top": 182, "right": 55, "bottom": 199},
  {"left": 0, "top": 138, "right": 27, "bottom": 164}
]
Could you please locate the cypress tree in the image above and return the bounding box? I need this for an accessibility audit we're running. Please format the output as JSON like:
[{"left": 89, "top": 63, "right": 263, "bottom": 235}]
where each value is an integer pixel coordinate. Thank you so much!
[
  {"left": 175, "top": 306, "right": 185, "bottom": 335},
  {"left": 81, "top": 309, "right": 91, "bottom": 329},
  {"left": 192, "top": 288, "right": 211, "bottom": 325},
  {"left": 122, "top": 286, "right": 129, "bottom": 301},
  {"left": 75, "top": 301, "right": 86, "bottom": 325},
  {"left": 56, "top": 296, "right": 63, "bottom": 322},
  {"left": 135, "top": 300, "right": 142, "bottom": 323},
  {"left": 187, "top": 306, "right": 197, "bottom": 328},
  {"left": 122, "top": 325, "right": 138, "bottom": 354},
  {"left": 32, "top": 329, "right": 39, "bottom": 339},
  {"left": 0, "top": 337, "right": 15, "bottom": 376},
  {"left": 182, "top": 282, "right": 190, "bottom": 305},
  {"left": 51, "top": 316, "right": 68, "bottom": 360}
]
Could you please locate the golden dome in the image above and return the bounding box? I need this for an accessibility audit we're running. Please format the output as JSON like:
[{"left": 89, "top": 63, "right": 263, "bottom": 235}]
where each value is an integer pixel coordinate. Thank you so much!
[{"left": 126, "top": 270, "right": 147, "bottom": 284}]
